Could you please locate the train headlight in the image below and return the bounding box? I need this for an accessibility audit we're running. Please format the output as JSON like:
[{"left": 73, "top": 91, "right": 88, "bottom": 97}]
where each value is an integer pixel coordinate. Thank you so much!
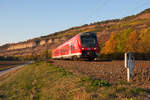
[
  {"left": 82, "top": 48, "right": 84, "bottom": 50},
  {"left": 94, "top": 48, "right": 96, "bottom": 50}
]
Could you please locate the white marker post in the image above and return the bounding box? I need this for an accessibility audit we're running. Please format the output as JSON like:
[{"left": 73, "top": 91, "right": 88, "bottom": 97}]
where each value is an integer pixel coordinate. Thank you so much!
[{"left": 125, "top": 52, "right": 135, "bottom": 82}]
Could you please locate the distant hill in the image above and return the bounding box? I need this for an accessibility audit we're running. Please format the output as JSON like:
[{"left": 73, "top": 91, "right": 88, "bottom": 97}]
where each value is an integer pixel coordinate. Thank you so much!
[{"left": 0, "top": 8, "right": 150, "bottom": 59}]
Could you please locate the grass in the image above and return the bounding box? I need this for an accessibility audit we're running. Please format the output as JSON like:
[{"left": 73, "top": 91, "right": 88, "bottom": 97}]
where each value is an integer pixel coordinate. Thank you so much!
[{"left": 0, "top": 61, "right": 149, "bottom": 100}]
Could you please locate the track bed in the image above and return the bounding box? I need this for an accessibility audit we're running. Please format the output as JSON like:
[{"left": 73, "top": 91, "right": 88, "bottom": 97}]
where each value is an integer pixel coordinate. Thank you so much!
[{"left": 53, "top": 60, "right": 150, "bottom": 89}]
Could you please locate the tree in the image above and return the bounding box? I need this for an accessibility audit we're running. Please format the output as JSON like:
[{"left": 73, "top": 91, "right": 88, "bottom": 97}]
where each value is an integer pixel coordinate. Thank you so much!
[
  {"left": 115, "top": 28, "right": 133, "bottom": 53},
  {"left": 101, "top": 32, "right": 116, "bottom": 54},
  {"left": 124, "top": 30, "right": 139, "bottom": 52},
  {"left": 41, "top": 49, "right": 52, "bottom": 60},
  {"left": 138, "top": 28, "right": 150, "bottom": 53}
]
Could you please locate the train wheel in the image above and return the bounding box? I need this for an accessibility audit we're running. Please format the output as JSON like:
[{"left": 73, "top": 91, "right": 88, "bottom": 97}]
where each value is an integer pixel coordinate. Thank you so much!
[
  {"left": 61, "top": 57, "right": 63, "bottom": 60},
  {"left": 72, "top": 56, "right": 78, "bottom": 61}
]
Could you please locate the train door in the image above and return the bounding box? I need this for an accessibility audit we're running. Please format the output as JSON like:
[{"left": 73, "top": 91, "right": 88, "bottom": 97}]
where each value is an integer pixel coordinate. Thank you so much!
[{"left": 69, "top": 42, "right": 71, "bottom": 55}]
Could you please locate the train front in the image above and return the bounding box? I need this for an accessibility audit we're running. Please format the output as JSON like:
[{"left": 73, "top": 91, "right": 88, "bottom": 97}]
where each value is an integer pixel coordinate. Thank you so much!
[{"left": 80, "top": 32, "right": 99, "bottom": 60}]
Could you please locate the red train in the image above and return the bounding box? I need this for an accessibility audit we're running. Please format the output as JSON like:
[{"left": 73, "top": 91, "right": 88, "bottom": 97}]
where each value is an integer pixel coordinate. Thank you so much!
[{"left": 52, "top": 32, "right": 99, "bottom": 60}]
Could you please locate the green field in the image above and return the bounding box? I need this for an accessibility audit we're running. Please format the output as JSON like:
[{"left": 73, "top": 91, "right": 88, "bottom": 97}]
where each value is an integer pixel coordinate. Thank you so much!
[{"left": 0, "top": 61, "right": 149, "bottom": 100}]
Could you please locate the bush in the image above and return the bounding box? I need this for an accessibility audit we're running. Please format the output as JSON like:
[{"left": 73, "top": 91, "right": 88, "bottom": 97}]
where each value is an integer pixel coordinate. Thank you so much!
[
  {"left": 91, "top": 80, "right": 111, "bottom": 87},
  {"left": 0, "top": 56, "right": 19, "bottom": 61}
]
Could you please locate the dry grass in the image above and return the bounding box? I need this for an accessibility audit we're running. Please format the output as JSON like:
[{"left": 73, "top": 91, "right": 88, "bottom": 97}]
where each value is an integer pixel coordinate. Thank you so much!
[{"left": 0, "top": 61, "right": 149, "bottom": 100}]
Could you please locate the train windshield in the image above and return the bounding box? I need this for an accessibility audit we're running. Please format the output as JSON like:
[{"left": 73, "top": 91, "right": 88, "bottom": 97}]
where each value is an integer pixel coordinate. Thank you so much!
[{"left": 81, "top": 34, "right": 97, "bottom": 47}]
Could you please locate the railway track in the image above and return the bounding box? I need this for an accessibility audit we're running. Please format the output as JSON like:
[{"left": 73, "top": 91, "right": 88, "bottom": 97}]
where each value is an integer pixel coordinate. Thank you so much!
[{"left": 52, "top": 60, "right": 150, "bottom": 89}]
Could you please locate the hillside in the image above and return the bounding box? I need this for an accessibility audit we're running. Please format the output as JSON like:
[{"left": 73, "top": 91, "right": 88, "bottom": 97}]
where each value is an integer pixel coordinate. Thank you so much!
[
  {"left": 0, "top": 61, "right": 149, "bottom": 100},
  {"left": 0, "top": 8, "right": 150, "bottom": 58}
]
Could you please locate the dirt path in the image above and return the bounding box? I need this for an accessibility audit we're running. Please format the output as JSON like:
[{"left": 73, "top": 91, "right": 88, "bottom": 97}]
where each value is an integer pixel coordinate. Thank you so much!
[
  {"left": 0, "top": 62, "right": 32, "bottom": 77},
  {"left": 52, "top": 60, "right": 150, "bottom": 89}
]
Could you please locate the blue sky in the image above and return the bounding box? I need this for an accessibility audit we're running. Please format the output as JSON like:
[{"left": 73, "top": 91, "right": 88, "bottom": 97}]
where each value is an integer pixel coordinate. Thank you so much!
[{"left": 0, "top": 0, "right": 150, "bottom": 45}]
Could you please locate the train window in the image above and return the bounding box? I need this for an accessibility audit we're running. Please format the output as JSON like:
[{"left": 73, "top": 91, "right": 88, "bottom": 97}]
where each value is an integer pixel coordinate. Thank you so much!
[
  {"left": 55, "top": 50, "right": 59, "bottom": 55},
  {"left": 71, "top": 40, "right": 78, "bottom": 50},
  {"left": 61, "top": 46, "right": 67, "bottom": 53},
  {"left": 71, "top": 44, "right": 75, "bottom": 50},
  {"left": 61, "top": 49, "right": 63, "bottom": 53},
  {"left": 81, "top": 36, "right": 97, "bottom": 47},
  {"left": 71, "top": 41, "right": 76, "bottom": 51}
]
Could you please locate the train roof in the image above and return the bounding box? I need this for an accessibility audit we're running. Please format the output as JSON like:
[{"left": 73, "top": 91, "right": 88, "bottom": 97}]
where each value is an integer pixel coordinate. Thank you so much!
[{"left": 79, "top": 32, "right": 96, "bottom": 36}]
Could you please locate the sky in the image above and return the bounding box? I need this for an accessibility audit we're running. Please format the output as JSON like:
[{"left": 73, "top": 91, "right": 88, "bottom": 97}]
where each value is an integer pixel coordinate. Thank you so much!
[{"left": 0, "top": 0, "right": 150, "bottom": 46}]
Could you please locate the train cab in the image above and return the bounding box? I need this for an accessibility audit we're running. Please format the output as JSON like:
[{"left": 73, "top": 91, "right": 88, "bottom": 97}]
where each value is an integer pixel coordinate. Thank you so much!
[{"left": 80, "top": 32, "right": 99, "bottom": 60}]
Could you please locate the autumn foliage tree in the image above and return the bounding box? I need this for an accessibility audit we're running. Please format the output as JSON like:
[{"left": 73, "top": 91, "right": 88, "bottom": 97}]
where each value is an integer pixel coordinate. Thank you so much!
[
  {"left": 124, "top": 30, "right": 139, "bottom": 52},
  {"left": 100, "top": 27, "right": 150, "bottom": 60},
  {"left": 138, "top": 28, "right": 150, "bottom": 53},
  {"left": 101, "top": 32, "right": 116, "bottom": 54},
  {"left": 101, "top": 28, "right": 133, "bottom": 54}
]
